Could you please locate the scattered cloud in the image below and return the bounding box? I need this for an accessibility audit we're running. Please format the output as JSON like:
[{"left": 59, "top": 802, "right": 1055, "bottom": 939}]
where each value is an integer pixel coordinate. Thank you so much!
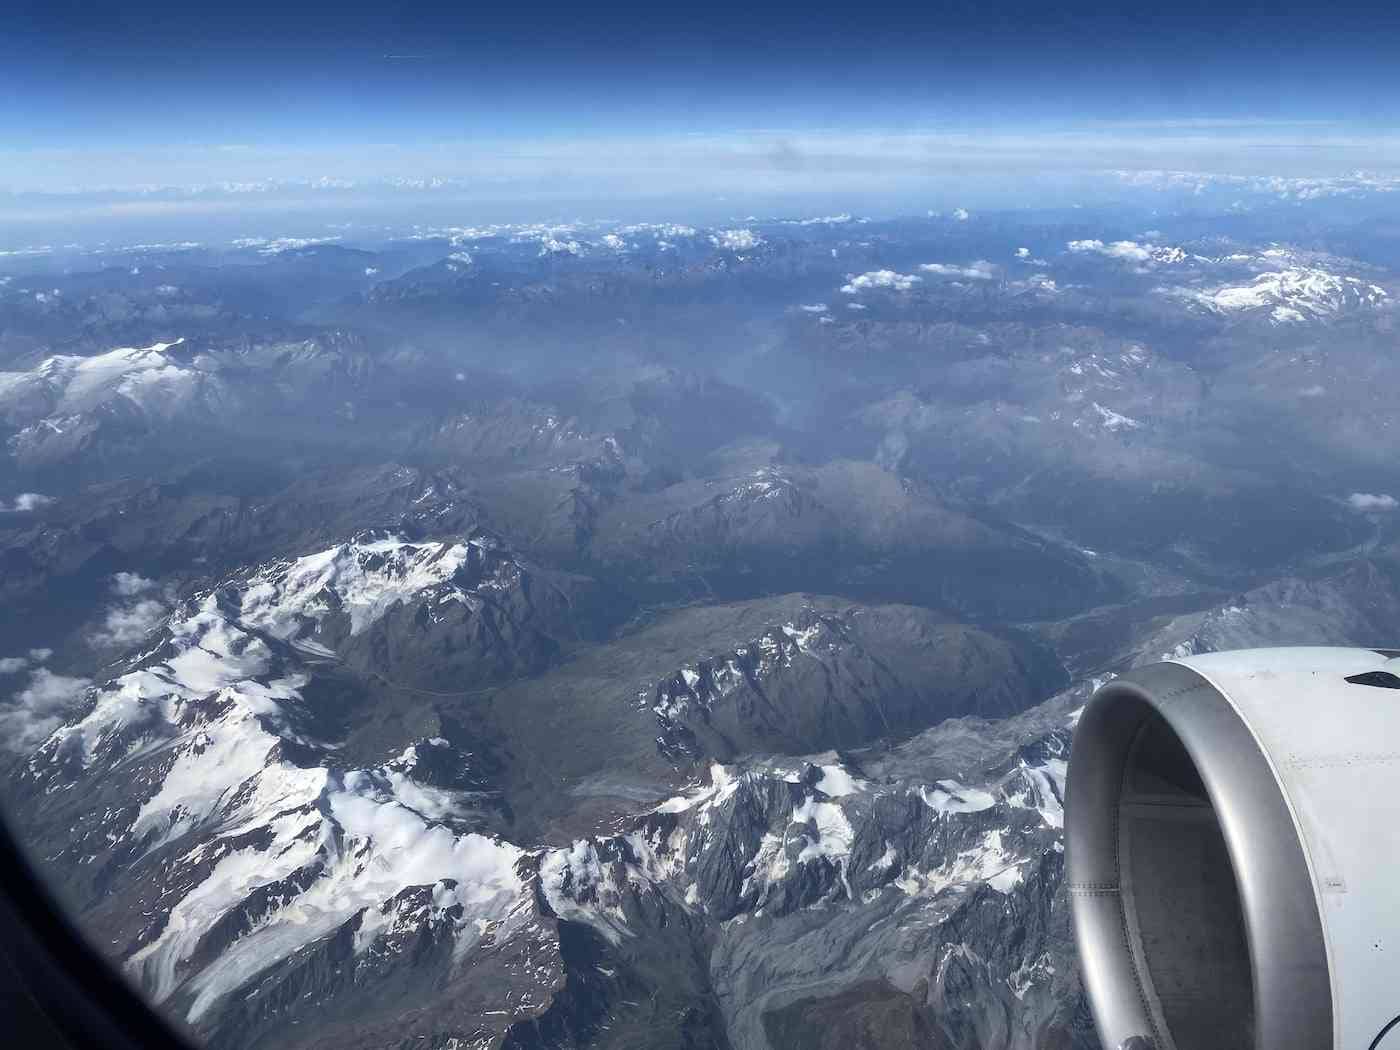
[
  {"left": 797, "top": 303, "right": 828, "bottom": 313},
  {"left": 1068, "top": 238, "right": 1153, "bottom": 261},
  {"left": 538, "top": 236, "right": 582, "bottom": 256},
  {"left": 920, "top": 260, "right": 998, "bottom": 280},
  {"left": 711, "top": 228, "right": 762, "bottom": 251},
  {"left": 784, "top": 213, "right": 855, "bottom": 226},
  {"left": 1015, "top": 247, "right": 1031, "bottom": 258},
  {"left": 1347, "top": 492, "right": 1398, "bottom": 512},
  {"left": 1, "top": 492, "right": 55, "bottom": 512},
  {"left": 88, "top": 572, "right": 170, "bottom": 649},
  {"left": 0, "top": 668, "right": 93, "bottom": 754},
  {"left": 952, "top": 208, "right": 970, "bottom": 221},
  {"left": 840, "top": 270, "right": 922, "bottom": 294},
  {"left": 1112, "top": 169, "right": 1400, "bottom": 201},
  {"left": 90, "top": 598, "right": 168, "bottom": 649},
  {"left": 0, "top": 648, "right": 58, "bottom": 683},
  {"left": 1014, "top": 274, "right": 1060, "bottom": 294},
  {"left": 111, "top": 571, "right": 157, "bottom": 597}
]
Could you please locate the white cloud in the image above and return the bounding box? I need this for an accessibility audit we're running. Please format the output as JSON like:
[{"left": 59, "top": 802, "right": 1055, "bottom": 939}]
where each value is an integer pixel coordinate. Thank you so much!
[
  {"left": 798, "top": 303, "right": 828, "bottom": 313},
  {"left": 847, "top": 302, "right": 868, "bottom": 310},
  {"left": 538, "top": 236, "right": 582, "bottom": 256},
  {"left": 28, "top": 648, "right": 52, "bottom": 663},
  {"left": 1347, "top": 492, "right": 1398, "bottom": 512},
  {"left": 1, "top": 492, "right": 54, "bottom": 512},
  {"left": 1068, "top": 239, "right": 1154, "bottom": 261},
  {"left": 14, "top": 130, "right": 1400, "bottom": 213},
  {"left": 920, "top": 260, "right": 998, "bottom": 280},
  {"left": 0, "top": 658, "right": 28, "bottom": 675},
  {"left": 952, "top": 207, "right": 970, "bottom": 221},
  {"left": 840, "top": 270, "right": 922, "bottom": 294},
  {"left": 111, "top": 571, "right": 157, "bottom": 597},
  {"left": 0, "top": 668, "right": 93, "bottom": 754},
  {"left": 1015, "top": 247, "right": 1031, "bottom": 258},
  {"left": 711, "top": 228, "right": 762, "bottom": 251},
  {"left": 1015, "top": 274, "right": 1060, "bottom": 293},
  {"left": 786, "top": 213, "right": 854, "bottom": 226},
  {"left": 90, "top": 597, "right": 168, "bottom": 649},
  {"left": 1111, "top": 169, "right": 1400, "bottom": 201}
]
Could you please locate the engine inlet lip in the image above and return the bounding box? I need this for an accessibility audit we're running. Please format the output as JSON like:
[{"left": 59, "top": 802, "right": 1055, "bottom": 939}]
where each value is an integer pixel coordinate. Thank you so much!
[{"left": 1065, "top": 661, "right": 1333, "bottom": 1050}]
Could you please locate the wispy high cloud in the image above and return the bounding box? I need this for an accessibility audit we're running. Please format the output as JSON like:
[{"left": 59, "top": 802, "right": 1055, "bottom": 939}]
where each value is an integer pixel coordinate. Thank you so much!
[{"left": 10, "top": 127, "right": 1400, "bottom": 212}]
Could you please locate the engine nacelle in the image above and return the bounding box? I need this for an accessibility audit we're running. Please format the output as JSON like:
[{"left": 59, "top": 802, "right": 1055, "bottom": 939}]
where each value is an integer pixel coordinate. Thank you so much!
[{"left": 1066, "top": 647, "right": 1400, "bottom": 1050}]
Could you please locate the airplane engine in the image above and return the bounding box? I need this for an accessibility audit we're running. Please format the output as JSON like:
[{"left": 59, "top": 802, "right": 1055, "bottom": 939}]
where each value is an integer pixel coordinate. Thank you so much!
[{"left": 1066, "top": 647, "right": 1400, "bottom": 1050}]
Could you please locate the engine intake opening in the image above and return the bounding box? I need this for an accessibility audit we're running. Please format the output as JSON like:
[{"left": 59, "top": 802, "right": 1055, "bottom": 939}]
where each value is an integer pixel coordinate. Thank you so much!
[
  {"left": 1119, "top": 709, "right": 1254, "bottom": 1049},
  {"left": 1067, "top": 662, "right": 1333, "bottom": 1050}
]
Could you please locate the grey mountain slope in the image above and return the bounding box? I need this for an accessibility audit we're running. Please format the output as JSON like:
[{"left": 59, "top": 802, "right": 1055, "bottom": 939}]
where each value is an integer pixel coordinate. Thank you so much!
[
  {"left": 467, "top": 594, "right": 1064, "bottom": 841},
  {"left": 3, "top": 542, "right": 1066, "bottom": 1050},
  {"left": 9, "top": 548, "right": 1400, "bottom": 1050}
]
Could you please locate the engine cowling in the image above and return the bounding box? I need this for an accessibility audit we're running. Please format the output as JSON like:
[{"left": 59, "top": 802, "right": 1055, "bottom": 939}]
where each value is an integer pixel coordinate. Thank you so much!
[{"left": 1066, "top": 647, "right": 1400, "bottom": 1050}]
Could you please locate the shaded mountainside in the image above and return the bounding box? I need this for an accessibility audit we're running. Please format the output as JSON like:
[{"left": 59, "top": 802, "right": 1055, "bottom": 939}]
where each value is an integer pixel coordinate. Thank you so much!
[
  {"left": 16, "top": 529, "right": 1400, "bottom": 1050},
  {"left": 5, "top": 526, "right": 1076, "bottom": 1050},
  {"left": 12, "top": 545, "right": 1400, "bottom": 1049},
  {"left": 476, "top": 594, "right": 1066, "bottom": 840}
]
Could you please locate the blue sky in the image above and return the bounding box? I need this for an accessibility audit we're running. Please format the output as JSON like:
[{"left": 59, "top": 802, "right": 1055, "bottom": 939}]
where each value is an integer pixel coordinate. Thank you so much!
[{"left": 5, "top": 1, "right": 1400, "bottom": 201}]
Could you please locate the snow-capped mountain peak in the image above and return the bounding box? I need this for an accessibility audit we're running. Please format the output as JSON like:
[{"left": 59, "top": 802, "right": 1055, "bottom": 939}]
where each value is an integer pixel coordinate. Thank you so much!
[
  {"left": 23, "top": 538, "right": 539, "bottom": 1032},
  {"left": 1186, "top": 266, "right": 1388, "bottom": 323},
  {"left": 239, "top": 535, "right": 485, "bottom": 641},
  {"left": 0, "top": 338, "right": 203, "bottom": 425}
]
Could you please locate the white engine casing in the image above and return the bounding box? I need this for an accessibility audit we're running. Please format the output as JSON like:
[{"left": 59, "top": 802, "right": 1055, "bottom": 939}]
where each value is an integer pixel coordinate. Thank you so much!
[{"left": 1067, "top": 646, "right": 1400, "bottom": 1050}]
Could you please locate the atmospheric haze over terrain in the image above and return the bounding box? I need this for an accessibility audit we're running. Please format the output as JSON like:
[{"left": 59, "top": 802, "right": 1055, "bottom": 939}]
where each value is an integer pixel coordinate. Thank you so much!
[{"left": 9, "top": 2, "right": 1400, "bottom": 1048}]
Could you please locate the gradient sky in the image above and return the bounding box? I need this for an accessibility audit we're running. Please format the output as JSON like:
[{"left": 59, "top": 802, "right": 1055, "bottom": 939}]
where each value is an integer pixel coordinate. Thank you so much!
[{"left": 6, "top": 1, "right": 1400, "bottom": 200}]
